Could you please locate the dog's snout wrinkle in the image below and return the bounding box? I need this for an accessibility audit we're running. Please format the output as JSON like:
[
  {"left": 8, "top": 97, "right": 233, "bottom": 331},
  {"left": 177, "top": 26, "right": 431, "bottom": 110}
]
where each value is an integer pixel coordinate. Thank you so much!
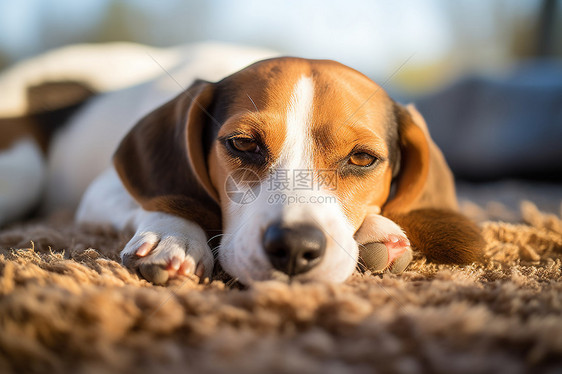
[{"left": 263, "top": 222, "right": 326, "bottom": 276}]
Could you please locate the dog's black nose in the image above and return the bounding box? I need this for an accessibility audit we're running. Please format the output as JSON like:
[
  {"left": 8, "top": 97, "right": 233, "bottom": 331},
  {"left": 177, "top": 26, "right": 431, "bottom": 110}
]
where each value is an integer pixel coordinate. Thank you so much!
[{"left": 263, "top": 222, "right": 326, "bottom": 276}]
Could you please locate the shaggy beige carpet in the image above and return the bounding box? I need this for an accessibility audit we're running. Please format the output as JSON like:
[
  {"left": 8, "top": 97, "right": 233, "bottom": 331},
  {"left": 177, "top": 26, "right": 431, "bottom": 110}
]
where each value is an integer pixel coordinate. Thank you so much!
[{"left": 1, "top": 197, "right": 561, "bottom": 373}]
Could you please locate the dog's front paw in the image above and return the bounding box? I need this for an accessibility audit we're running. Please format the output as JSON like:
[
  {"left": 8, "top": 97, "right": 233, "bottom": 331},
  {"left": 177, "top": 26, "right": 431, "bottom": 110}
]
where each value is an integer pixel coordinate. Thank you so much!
[
  {"left": 121, "top": 213, "right": 214, "bottom": 285},
  {"left": 355, "top": 214, "right": 413, "bottom": 274}
]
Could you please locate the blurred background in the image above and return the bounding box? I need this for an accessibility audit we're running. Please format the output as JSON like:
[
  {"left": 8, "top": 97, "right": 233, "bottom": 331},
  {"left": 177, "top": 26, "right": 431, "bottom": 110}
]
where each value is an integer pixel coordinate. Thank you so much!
[
  {"left": 1, "top": 0, "right": 560, "bottom": 93},
  {"left": 1, "top": 0, "right": 561, "bottom": 216}
]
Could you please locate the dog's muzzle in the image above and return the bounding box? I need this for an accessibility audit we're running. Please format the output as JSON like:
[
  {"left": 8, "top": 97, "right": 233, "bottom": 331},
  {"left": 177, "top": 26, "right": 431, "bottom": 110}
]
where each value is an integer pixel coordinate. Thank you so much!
[{"left": 262, "top": 222, "right": 326, "bottom": 276}]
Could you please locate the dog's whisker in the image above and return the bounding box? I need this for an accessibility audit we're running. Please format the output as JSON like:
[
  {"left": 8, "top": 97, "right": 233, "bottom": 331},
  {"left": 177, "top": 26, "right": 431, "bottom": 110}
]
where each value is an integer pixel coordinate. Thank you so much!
[
  {"left": 354, "top": 244, "right": 369, "bottom": 273},
  {"left": 210, "top": 246, "right": 221, "bottom": 257},
  {"left": 246, "top": 93, "right": 259, "bottom": 112},
  {"left": 225, "top": 276, "right": 240, "bottom": 289},
  {"left": 207, "top": 233, "right": 230, "bottom": 244}
]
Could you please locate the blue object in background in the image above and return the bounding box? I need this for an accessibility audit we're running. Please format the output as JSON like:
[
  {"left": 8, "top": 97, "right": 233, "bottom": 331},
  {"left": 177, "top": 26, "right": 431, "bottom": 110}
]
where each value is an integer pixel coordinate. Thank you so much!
[{"left": 415, "top": 60, "right": 562, "bottom": 181}]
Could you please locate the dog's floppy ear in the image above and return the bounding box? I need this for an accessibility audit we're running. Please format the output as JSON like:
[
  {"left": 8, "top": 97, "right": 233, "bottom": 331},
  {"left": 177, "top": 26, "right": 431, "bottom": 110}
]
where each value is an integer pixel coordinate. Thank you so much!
[
  {"left": 113, "top": 79, "right": 221, "bottom": 232},
  {"left": 382, "top": 104, "right": 484, "bottom": 264},
  {"left": 383, "top": 103, "right": 457, "bottom": 215}
]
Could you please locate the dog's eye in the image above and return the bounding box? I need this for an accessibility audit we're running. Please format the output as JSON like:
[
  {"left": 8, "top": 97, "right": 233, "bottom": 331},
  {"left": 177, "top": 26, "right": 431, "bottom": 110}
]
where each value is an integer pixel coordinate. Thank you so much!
[
  {"left": 348, "top": 152, "right": 376, "bottom": 167},
  {"left": 230, "top": 137, "right": 259, "bottom": 153}
]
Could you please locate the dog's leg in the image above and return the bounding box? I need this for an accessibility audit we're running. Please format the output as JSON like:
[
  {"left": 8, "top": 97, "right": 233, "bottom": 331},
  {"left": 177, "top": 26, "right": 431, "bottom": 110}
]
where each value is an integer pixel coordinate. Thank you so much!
[
  {"left": 0, "top": 139, "right": 45, "bottom": 227},
  {"left": 386, "top": 209, "right": 485, "bottom": 264},
  {"left": 76, "top": 167, "right": 214, "bottom": 284},
  {"left": 354, "top": 214, "right": 413, "bottom": 274}
]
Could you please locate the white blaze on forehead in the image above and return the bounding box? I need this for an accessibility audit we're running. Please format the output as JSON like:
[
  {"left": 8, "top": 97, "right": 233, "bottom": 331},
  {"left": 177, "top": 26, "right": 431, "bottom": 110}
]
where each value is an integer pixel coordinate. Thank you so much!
[{"left": 278, "top": 75, "right": 314, "bottom": 169}]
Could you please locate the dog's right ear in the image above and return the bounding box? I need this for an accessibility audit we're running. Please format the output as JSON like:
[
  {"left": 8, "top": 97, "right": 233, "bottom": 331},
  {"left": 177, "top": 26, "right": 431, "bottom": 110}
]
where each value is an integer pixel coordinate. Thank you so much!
[
  {"left": 113, "top": 80, "right": 221, "bottom": 232},
  {"left": 382, "top": 104, "right": 485, "bottom": 264}
]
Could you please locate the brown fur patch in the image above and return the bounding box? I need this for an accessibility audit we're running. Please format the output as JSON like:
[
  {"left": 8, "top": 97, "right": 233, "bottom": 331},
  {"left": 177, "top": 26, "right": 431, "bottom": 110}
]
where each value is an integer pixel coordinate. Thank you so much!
[
  {"left": 387, "top": 209, "right": 486, "bottom": 264},
  {"left": 0, "top": 80, "right": 96, "bottom": 152}
]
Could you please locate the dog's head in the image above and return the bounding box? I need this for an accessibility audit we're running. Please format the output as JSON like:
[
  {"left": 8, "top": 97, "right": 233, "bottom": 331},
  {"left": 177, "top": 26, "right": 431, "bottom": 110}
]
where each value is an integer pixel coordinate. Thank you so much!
[{"left": 114, "top": 57, "right": 456, "bottom": 284}]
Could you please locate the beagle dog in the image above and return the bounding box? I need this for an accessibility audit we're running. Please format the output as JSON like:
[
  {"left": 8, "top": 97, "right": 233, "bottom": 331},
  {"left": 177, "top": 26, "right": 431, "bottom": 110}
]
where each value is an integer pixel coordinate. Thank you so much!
[{"left": 0, "top": 43, "right": 484, "bottom": 285}]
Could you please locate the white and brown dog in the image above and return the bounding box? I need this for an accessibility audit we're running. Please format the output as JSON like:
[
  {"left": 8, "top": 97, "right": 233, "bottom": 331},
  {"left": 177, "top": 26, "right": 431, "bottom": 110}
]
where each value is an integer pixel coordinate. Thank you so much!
[{"left": 0, "top": 43, "right": 484, "bottom": 285}]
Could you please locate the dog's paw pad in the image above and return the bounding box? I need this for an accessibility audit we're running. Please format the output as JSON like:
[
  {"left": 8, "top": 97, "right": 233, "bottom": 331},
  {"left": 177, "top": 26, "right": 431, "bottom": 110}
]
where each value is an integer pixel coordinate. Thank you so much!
[
  {"left": 360, "top": 242, "right": 388, "bottom": 271},
  {"left": 355, "top": 214, "right": 413, "bottom": 273},
  {"left": 389, "top": 247, "right": 413, "bottom": 274},
  {"left": 137, "top": 255, "right": 200, "bottom": 285},
  {"left": 359, "top": 236, "right": 412, "bottom": 273},
  {"left": 139, "top": 263, "right": 169, "bottom": 285}
]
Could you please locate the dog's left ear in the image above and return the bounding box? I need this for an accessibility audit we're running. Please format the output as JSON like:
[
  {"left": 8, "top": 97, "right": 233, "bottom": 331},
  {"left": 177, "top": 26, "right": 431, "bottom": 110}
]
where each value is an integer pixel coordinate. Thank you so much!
[
  {"left": 113, "top": 79, "right": 221, "bottom": 231},
  {"left": 382, "top": 104, "right": 485, "bottom": 264},
  {"left": 383, "top": 103, "right": 457, "bottom": 215}
]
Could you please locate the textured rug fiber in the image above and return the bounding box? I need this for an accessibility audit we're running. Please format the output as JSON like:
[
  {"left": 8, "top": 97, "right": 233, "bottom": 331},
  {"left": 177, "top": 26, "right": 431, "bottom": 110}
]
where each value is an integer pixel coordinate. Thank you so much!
[{"left": 1, "top": 200, "right": 561, "bottom": 374}]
